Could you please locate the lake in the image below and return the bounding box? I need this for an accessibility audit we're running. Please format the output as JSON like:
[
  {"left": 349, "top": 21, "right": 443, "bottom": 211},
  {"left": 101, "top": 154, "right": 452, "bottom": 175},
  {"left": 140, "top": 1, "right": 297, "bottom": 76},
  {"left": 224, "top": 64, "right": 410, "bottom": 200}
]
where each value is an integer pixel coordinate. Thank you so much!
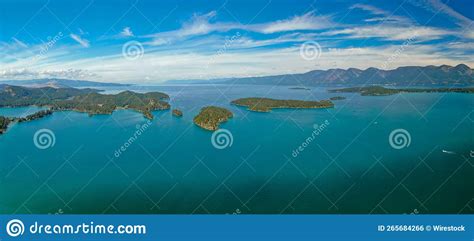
[{"left": 0, "top": 84, "right": 472, "bottom": 214}]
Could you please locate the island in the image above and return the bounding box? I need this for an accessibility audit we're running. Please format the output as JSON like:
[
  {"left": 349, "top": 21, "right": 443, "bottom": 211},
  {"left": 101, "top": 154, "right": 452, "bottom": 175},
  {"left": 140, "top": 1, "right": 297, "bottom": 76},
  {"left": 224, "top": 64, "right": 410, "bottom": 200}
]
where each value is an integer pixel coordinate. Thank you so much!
[
  {"left": 289, "top": 87, "right": 310, "bottom": 90},
  {"left": 231, "top": 97, "right": 334, "bottom": 112},
  {"left": 193, "top": 106, "right": 233, "bottom": 131},
  {"left": 329, "top": 86, "right": 474, "bottom": 96},
  {"left": 329, "top": 96, "right": 346, "bottom": 100},
  {"left": 0, "top": 85, "right": 171, "bottom": 120},
  {"left": 172, "top": 109, "right": 183, "bottom": 117}
]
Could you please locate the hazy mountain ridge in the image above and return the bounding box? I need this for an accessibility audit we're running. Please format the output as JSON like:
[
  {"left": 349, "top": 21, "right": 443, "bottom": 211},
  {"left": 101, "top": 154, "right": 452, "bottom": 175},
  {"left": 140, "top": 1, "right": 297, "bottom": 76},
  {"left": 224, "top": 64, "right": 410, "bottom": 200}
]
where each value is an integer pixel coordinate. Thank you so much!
[
  {"left": 222, "top": 64, "right": 473, "bottom": 86},
  {"left": 0, "top": 78, "right": 131, "bottom": 88}
]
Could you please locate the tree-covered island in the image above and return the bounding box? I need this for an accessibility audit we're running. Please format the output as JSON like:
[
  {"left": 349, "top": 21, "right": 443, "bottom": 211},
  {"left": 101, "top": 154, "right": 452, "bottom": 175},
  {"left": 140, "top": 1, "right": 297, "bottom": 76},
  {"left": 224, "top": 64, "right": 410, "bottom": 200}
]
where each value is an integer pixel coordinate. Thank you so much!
[
  {"left": 172, "top": 109, "right": 183, "bottom": 117},
  {"left": 193, "top": 106, "right": 233, "bottom": 131},
  {"left": 289, "top": 87, "right": 311, "bottom": 90},
  {"left": 231, "top": 97, "right": 334, "bottom": 112}
]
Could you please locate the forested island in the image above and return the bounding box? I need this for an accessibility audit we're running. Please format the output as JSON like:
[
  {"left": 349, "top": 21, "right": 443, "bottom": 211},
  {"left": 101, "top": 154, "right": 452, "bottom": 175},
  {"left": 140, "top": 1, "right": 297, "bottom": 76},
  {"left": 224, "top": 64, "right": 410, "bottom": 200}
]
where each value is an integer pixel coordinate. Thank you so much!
[
  {"left": 289, "top": 87, "right": 310, "bottom": 90},
  {"left": 329, "top": 86, "right": 474, "bottom": 96},
  {"left": 231, "top": 97, "right": 334, "bottom": 112},
  {"left": 193, "top": 106, "right": 233, "bottom": 131},
  {"left": 330, "top": 96, "right": 346, "bottom": 100},
  {"left": 172, "top": 109, "right": 183, "bottom": 117},
  {"left": 0, "top": 85, "right": 170, "bottom": 119}
]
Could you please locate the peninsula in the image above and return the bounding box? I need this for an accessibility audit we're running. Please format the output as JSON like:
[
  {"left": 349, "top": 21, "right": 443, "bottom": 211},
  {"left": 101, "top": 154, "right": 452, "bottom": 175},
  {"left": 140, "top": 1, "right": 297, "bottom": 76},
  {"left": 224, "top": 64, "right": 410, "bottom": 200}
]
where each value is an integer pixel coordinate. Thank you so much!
[
  {"left": 231, "top": 97, "right": 334, "bottom": 112},
  {"left": 0, "top": 110, "right": 54, "bottom": 135},
  {"left": 329, "top": 86, "right": 474, "bottom": 96},
  {"left": 0, "top": 85, "right": 170, "bottom": 120},
  {"left": 51, "top": 91, "right": 170, "bottom": 119},
  {"left": 0, "top": 116, "right": 11, "bottom": 134},
  {"left": 193, "top": 106, "right": 233, "bottom": 131}
]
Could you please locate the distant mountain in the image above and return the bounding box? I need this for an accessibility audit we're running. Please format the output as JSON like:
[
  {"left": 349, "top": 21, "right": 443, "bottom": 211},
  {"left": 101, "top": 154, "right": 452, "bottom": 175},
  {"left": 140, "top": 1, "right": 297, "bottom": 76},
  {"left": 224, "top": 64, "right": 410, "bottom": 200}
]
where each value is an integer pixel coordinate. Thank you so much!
[
  {"left": 163, "top": 79, "right": 213, "bottom": 84},
  {"left": 0, "top": 78, "right": 132, "bottom": 88},
  {"left": 222, "top": 64, "right": 473, "bottom": 86}
]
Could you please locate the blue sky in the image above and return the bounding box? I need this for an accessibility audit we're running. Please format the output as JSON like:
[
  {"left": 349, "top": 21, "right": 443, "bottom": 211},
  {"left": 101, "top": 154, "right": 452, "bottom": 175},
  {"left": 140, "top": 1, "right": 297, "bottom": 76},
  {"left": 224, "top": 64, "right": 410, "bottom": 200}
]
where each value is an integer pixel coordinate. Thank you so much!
[{"left": 0, "top": 0, "right": 473, "bottom": 83}]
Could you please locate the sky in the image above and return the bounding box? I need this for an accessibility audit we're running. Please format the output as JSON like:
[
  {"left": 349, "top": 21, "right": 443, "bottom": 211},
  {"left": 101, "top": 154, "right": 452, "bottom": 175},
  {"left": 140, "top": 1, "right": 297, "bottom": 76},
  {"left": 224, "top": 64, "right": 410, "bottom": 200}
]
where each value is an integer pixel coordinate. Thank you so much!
[{"left": 0, "top": 0, "right": 473, "bottom": 83}]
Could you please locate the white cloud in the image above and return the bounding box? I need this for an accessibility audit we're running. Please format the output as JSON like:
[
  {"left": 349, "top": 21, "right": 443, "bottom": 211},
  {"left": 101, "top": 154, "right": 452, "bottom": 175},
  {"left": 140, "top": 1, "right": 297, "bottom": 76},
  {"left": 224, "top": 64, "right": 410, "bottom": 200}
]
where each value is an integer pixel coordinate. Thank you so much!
[
  {"left": 147, "top": 11, "right": 334, "bottom": 45},
  {"left": 70, "top": 34, "right": 90, "bottom": 48},
  {"left": 5, "top": 38, "right": 468, "bottom": 83},
  {"left": 233, "top": 33, "right": 318, "bottom": 48},
  {"left": 253, "top": 11, "right": 333, "bottom": 34},
  {"left": 351, "top": 4, "right": 411, "bottom": 24},
  {"left": 329, "top": 3, "right": 470, "bottom": 42},
  {"left": 325, "top": 25, "right": 452, "bottom": 41},
  {"left": 0, "top": 68, "right": 97, "bottom": 80},
  {"left": 120, "top": 27, "right": 134, "bottom": 37},
  {"left": 11, "top": 37, "right": 28, "bottom": 48},
  {"left": 409, "top": 0, "right": 473, "bottom": 28},
  {"left": 1, "top": 7, "right": 471, "bottom": 83},
  {"left": 178, "top": 11, "right": 218, "bottom": 37},
  {"left": 148, "top": 11, "right": 225, "bottom": 45},
  {"left": 408, "top": 0, "right": 474, "bottom": 40}
]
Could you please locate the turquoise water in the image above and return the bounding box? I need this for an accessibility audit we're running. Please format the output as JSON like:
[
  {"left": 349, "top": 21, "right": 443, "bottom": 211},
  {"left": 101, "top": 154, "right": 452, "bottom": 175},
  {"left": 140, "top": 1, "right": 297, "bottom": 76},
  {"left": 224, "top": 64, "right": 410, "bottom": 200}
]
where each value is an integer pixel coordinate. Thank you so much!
[
  {"left": 0, "top": 106, "right": 46, "bottom": 118},
  {"left": 0, "top": 85, "right": 472, "bottom": 214}
]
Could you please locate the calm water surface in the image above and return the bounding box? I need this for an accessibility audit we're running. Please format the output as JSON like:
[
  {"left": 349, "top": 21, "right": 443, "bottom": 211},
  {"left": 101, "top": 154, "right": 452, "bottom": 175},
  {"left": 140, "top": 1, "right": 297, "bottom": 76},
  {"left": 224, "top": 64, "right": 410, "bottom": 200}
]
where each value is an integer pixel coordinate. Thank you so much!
[{"left": 0, "top": 84, "right": 472, "bottom": 214}]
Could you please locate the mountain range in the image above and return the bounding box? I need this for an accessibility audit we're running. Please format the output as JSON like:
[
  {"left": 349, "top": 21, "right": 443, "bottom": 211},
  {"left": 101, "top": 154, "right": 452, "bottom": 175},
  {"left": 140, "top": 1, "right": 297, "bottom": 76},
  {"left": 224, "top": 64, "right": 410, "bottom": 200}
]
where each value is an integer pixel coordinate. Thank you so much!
[
  {"left": 221, "top": 64, "right": 473, "bottom": 86},
  {"left": 0, "top": 78, "right": 131, "bottom": 88},
  {"left": 2, "top": 64, "right": 473, "bottom": 87}
]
